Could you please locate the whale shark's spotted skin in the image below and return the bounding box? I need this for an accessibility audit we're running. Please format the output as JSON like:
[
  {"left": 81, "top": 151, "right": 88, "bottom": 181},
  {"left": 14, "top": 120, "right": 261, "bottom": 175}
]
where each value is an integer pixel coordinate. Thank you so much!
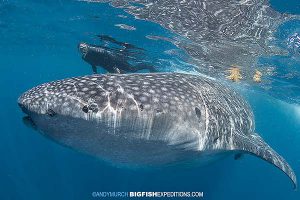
[{"left": 18, "top": 73, "right": 296, "bottom": 188}]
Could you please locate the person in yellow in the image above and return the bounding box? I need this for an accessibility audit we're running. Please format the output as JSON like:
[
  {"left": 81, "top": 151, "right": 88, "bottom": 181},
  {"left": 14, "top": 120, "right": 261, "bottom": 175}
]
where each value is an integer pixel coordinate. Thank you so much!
[
  {"left": 253, "top": 70, "right": 262, "bottom": 82},
  {"left": 227, "top": 65, "right": 242, "bottom": 82},
  {"left": 227, "top": 65, "right": 262, "bottom": 83}
]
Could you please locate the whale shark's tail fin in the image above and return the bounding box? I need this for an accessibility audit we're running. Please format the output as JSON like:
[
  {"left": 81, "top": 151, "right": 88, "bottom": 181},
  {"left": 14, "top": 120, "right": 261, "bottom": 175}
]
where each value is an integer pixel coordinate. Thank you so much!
[{"left": 232, "top": 132, "right": 297, "bottom": 189}]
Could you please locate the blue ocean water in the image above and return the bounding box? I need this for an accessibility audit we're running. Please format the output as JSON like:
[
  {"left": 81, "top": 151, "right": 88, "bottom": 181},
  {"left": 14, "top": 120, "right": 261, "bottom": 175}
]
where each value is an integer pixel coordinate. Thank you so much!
[{"left": 0, "top": 0, "right": 300, "bottom": 199}]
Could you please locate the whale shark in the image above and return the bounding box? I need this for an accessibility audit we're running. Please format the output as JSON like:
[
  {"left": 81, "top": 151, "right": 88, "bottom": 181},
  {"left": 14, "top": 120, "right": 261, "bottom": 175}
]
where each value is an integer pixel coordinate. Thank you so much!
[{"left": 18, "top": 72, "right": 297, "bottom": 188}]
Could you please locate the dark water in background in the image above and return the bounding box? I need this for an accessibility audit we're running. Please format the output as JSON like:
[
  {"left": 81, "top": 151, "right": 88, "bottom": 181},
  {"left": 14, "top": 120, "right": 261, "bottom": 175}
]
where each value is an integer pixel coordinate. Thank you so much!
[{"left": 0, "top": 0, "right": 300, "bottom": 199}]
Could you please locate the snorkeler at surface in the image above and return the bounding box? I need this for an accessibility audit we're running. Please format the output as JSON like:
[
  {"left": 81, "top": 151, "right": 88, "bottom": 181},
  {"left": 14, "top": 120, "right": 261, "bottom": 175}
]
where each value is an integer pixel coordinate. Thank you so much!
[{"left": 78, "top": 35, "right": 156, "bottom": 74}]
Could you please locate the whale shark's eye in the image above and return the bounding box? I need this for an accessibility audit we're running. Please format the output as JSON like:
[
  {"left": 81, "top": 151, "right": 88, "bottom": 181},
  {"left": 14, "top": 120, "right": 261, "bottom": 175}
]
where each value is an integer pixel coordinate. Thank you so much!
[
  {"left": 195, "top": 107, "right": 201, "bottom": 119},
  {"left": 46, "top": 109, "right": 56, "bottom": 117},
  {"left": 82, "top": 105, "right": 89, "bottom": 113}
]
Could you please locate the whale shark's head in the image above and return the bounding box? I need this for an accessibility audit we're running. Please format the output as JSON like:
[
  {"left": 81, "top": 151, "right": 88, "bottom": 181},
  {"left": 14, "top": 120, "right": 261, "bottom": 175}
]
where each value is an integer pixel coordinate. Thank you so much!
[
  {"left": 18, "top": 78, "right": 94, "bottom": 120},
  {"left": 18, "top": 82, "right": 59, "bottom": 133},
  {"left": 18, "top": 76, "right": 107, "bottom": 149}
]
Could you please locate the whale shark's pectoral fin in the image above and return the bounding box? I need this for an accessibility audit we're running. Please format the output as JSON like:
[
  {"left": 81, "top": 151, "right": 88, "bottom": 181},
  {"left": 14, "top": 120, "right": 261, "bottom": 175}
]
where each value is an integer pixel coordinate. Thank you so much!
[{"left": 232, "top": 132, "right": 297, "bottom": 189}]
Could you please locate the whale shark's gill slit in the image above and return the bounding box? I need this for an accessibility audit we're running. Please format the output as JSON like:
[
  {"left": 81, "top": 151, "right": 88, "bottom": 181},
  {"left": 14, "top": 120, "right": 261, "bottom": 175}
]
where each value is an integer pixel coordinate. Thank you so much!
[
  {"left": 183, "top": 79, "right": 209, "bottom": 150},
  {"left": 195, "top": 107, "right": 201, "bottom": 119},
  {"left": 139, "top": 104, "right": 144, "bottom": 111}
]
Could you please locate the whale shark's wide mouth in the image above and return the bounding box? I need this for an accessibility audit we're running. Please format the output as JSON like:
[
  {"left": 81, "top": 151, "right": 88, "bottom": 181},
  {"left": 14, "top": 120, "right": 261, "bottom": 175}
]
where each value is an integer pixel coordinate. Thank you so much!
[
  {"left": 22, "top": 116, "right": 37, "bottom": 130},
  {"left": 18, "top": 101, "right": 29, "bottom": 115},
  {"left": 18, "top": 101, "right": 37, "bottom": 130},
  {"left": 17, "top": 84, "right": 53, "bottom": 115}
]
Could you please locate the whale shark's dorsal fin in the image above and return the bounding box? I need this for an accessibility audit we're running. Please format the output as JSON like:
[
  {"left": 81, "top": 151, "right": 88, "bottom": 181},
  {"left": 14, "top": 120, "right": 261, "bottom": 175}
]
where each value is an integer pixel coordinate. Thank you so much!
[{"left": 232, "top": 132, "right": 297, "bottom": 189}]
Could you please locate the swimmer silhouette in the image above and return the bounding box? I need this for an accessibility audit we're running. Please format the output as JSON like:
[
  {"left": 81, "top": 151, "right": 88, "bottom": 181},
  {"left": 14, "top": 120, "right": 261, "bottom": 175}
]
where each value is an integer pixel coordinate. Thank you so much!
[{"left": 78, "top": 35, "right": 156, "bottom": 74}]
